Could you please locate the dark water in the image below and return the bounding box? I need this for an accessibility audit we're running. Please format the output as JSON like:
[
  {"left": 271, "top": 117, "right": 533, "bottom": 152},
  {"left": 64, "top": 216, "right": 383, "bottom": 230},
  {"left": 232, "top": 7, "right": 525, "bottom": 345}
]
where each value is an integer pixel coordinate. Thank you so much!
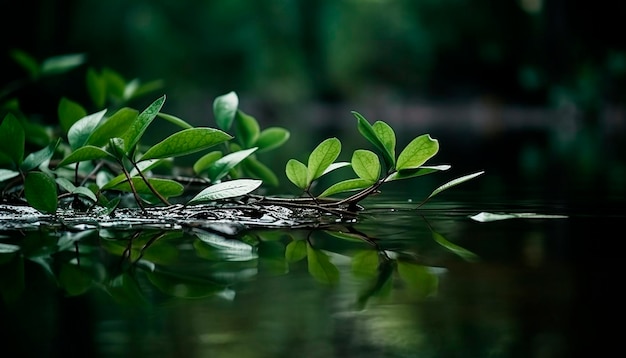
[{"left": 0, "top": 185, "right": 623, "bottom": 358}]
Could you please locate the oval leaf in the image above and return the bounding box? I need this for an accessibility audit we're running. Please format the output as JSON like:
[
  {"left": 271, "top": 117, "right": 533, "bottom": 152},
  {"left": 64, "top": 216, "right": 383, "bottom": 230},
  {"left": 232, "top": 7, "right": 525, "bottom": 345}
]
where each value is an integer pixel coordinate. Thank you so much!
[
  {"left": 353, "top": 111, "right": 394, "bottom": 168},
  {"left": 318, "top": 178, "right": 373, "bottom": 198},
  {"left": 372, "top": 120, "right": 396, "bottom": 168},
  {"left": 188, "top": 179, "right": 262, "bottom": 204},
  {"left": 21, "top": 138, "right": 61, "bottom": 172},
  {"left": 213, "top": 91, "right": 238, "bottom": 131},
  {"left": 307, "top": 244, "right": 339, "bottom": 285},
  {"left": 285, "top": 159, "right": 308, "bottom": 189},
  {"left": 193, "top": 151, "right": 223, "bottom": 175},
  {"left": 285, "top": 240, "right": 307, "bottom": 263},
  {"left": 351, "top": 149, "right": 380, "bottom": 182},
  {"left": 24, "top": 172, "right": 58, "bottom": 214},
  {"left": 256, "top": 127, "right": 290, "bottom": 152},
  {"left": 139, "top": 128, "right": 232, "bottom": 161},
  {"left": 396, "top": 134, "right": 439, "bottom": 171},
  {"left": 307, "top": 137, "right": 341, "bottom": 183}
]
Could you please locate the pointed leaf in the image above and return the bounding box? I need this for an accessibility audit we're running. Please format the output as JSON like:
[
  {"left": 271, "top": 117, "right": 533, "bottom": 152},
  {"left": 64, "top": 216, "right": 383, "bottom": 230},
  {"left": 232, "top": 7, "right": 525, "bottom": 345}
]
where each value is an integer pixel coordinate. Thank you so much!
[
  {"left": 213, "top": 91, "right": 238, "bottom": 131},
  {"left": 431, "top": 230, "right": 480, "bottom": 262},
  {"left": 321, "top": 161, "right": 351, "bottom": 176},
  {"left": 102, "top": 159, "right": 165, "bottom": 189},
  {"left": 318, "top": 178, "right": 373, "bottom": 198},
  {"left": 58, "top": 97, "right": 87, "bottom": 134},
  {"left": 307, "top": 244, "right": 339, "bottom": 285},
  {"left": 0, "top": 113, "right": 25, "bottom": 166},
  {"left": 285, "top": 159, "right": 308, "bottom": 189},
  {"left": 207, "top": 147, "right": 258, "bottom": 182},
  {"left": 24, "top": 172, "right": 58, "bottom": 214},
  {"left": 55, "top": 177, "right": 77, "bottom": 193},
  {"left": 86, "top": 107, "right": 138, "bottom": 147},
  {"left": 256, "top": 127, "right": 290, "bottom": 152},
  {"left": 424, "top": 171, "right": 485, "bottom": 201},
  {"left": 56, "top": 145, "right": 114, "bottom": 167},
  {"left": 0, "top": 169, "right": 19, "bottom": 182},
  {"left": 234, "top": 110, "right": 260, "bottom": 148},
  {"left": 385, "top": 165, "right": 451, "bottom": 182},
  {"left": 67, "top": 109, "right": 107, "bottom": 150},
  {"left": 351, "top": 149, "right": 380, "bottom": 182},
  {"left": 188, "top": 179, "right": 262, "bottom": 203},
  {"left": 139, "top": 128, "right": 232, "bottom": 161},
  {"left": 307, "top": 137, "right": 341, "bottom": 183},
  {"left": 396, "top": 134, "right": 439, "bottom": 171},
  {"left": 121, "top": 95, "right": 166, "bottom": 152}
]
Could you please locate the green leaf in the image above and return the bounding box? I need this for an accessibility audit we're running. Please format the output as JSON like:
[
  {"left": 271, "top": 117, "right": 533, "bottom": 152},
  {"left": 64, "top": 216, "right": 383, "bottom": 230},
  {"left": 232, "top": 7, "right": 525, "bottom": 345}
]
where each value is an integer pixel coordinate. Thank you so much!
[
  {"left": 121, "top": 95, "right": 166, "bottom": 152},
  {"left": 351, "top": 149, "right": 380, "bottom": 182},
  {"left": 56, "top": 145, "right": 114, "bottom": 167},
  {"left": 102, "top": 159, "right": 166, "bottom": 189},
  {"left": 285, "top": 240, "right": 307, "bottom": 263},
  {"left": 207, "top": 147, "right": 258, "bottom": 182},
  {"left": 241, "top": 157, "right": 279, "bottom": 187},
  {"left": 0, "top": 113, "right": 25, "bottom": 167},
  {"left": 285, "top": 159, "right": 308, "bottom": 189},
  {"left": 101, "top": 67, "right": 127, "bottom": 99},
  {"left": 234, "top": 110, "right": 260, "bottom": 149},
  {"left": 139, "top": 127, "right": 232, "bottom": 161},
  {"left": 431, "top": 230, "right": 480, "bottom": 262},
  {"left": 20, "top": 138, "right": 61, "bottom": 172},
  {"left": 10, "top": 49, "right": 39, "bottom": 79},
  {"left": 318, "top": 178, "right": 373, "bottom": 198},
  {"left": 156, "top": 112, "right": 193, "bottom": 129},
  {"left": 307, "top": 137, "right": 341, "bottom": 184},
  {"left": 58, "top": 97, "right": 87, "bottom": 134},
  {"left": 24, "top": 172, "right": 58, "bottom": 214},
  {"left": 86, "top": 68, "right": 106, "bottom": 108},
  {"left": 396, "top": 261, "right": 438, "bottom": 297},
  {"left": 193, "top": 151, "right": 223, "bottom": 175},
  {"left": 40, "top": 53, "right": 85, "bottom": 76},
  {"left": 56, "top": 177, "right": 97, "bottom": 202},
  {"left": 353, "top": 111, "right": 394, "bottom": 168},
  {"left": 147, "top": 271, "right": 223, "bottom": 299},
  {"left": 395, "top": 134, "right": 439, "bottom": 171},
  {"left": 351, "top": 250, "right": 380, "bottom": 277},
  {"left": 256, "top": 127, "right": 290, "bottom": 152},
  {"left": 188, "top": 179, "right": 263, "bottom": 204},
  {"left": 0, "top": 169, "right": 19, "bottom": 182},
  {"left": 67, "top": 109, "right": 107, "bottom": 150},
  {"left": 86, "top": 107, "right": 138, "bottom": 147},
  {"left": 372, "top": 121, "right": 396, "bottom": 168},
  {"left": 55, "top": 177, "right": 77, "bottom": 193},
  {"left": 385, "top": 165, "right": 451, "bottom": 182},
  {"left": 108, "top": 177, "right": 184, "bottom": 198},
  {"left": 59, "top": 263, "right": 92, "bottom": 296},
  {"left": 213, "top": 91, "right": 238, "bottom": 131},
  {"left": 307, "top": 244, "right": 339, "bottom": 285},
  {"left": 423, "top": 171, "right": 485, "bottom": 201}
]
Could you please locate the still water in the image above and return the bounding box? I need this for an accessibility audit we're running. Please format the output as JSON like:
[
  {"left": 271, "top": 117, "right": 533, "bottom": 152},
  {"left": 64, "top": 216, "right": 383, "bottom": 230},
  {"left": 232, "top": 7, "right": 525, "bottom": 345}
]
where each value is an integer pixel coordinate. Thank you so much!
[{"left": 0, "top": 184, "right": 623, "bottom": 358}]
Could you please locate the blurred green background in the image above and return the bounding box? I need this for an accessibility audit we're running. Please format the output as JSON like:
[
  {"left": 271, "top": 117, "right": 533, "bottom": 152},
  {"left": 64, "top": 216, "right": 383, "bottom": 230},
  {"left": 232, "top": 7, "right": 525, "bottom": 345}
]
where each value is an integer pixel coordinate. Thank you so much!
[{"left": 2, "top": 0, "right": 626, "bottom": 199}]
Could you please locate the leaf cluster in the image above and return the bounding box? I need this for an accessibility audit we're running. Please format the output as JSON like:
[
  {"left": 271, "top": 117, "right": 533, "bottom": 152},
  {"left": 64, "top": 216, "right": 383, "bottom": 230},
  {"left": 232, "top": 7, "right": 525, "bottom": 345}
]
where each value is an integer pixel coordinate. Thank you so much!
[{"left": 1, "top": 51, "right": 482, "bottom": 216}]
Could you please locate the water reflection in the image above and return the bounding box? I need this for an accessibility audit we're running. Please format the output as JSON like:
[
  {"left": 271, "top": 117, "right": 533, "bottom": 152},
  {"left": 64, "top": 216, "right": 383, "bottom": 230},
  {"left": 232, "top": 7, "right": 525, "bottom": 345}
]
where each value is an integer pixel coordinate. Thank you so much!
[{"left": 0, "top": 201, "right": 582, "bottom": 357}]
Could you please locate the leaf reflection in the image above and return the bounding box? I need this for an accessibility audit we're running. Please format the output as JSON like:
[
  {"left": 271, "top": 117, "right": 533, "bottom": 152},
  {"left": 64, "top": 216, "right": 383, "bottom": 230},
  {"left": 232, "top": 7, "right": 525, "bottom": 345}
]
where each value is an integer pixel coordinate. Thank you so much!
[{"left": 0, "top": 214, "right": 478, "bottom": 306}]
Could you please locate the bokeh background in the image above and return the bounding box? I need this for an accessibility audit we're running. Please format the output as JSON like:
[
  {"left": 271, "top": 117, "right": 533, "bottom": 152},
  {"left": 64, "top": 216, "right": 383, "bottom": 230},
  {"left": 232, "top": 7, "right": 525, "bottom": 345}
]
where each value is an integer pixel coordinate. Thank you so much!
[{"left": 3, "top": 0, "right": 625, "bottom": 201}]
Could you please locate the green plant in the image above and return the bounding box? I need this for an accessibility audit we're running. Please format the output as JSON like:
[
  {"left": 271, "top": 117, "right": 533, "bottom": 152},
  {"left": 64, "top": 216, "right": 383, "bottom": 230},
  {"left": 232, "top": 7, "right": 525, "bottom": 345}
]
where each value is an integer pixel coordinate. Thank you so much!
[{"left": 1, "top": 51, "right": 482, "bottom": 218}]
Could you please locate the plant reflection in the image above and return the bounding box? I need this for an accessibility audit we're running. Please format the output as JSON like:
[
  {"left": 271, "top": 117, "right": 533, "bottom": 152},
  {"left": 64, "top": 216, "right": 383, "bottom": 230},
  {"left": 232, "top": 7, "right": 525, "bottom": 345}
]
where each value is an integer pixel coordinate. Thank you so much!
[{"left": 0, "top": 216, "right": 478, "bottom": 306}]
